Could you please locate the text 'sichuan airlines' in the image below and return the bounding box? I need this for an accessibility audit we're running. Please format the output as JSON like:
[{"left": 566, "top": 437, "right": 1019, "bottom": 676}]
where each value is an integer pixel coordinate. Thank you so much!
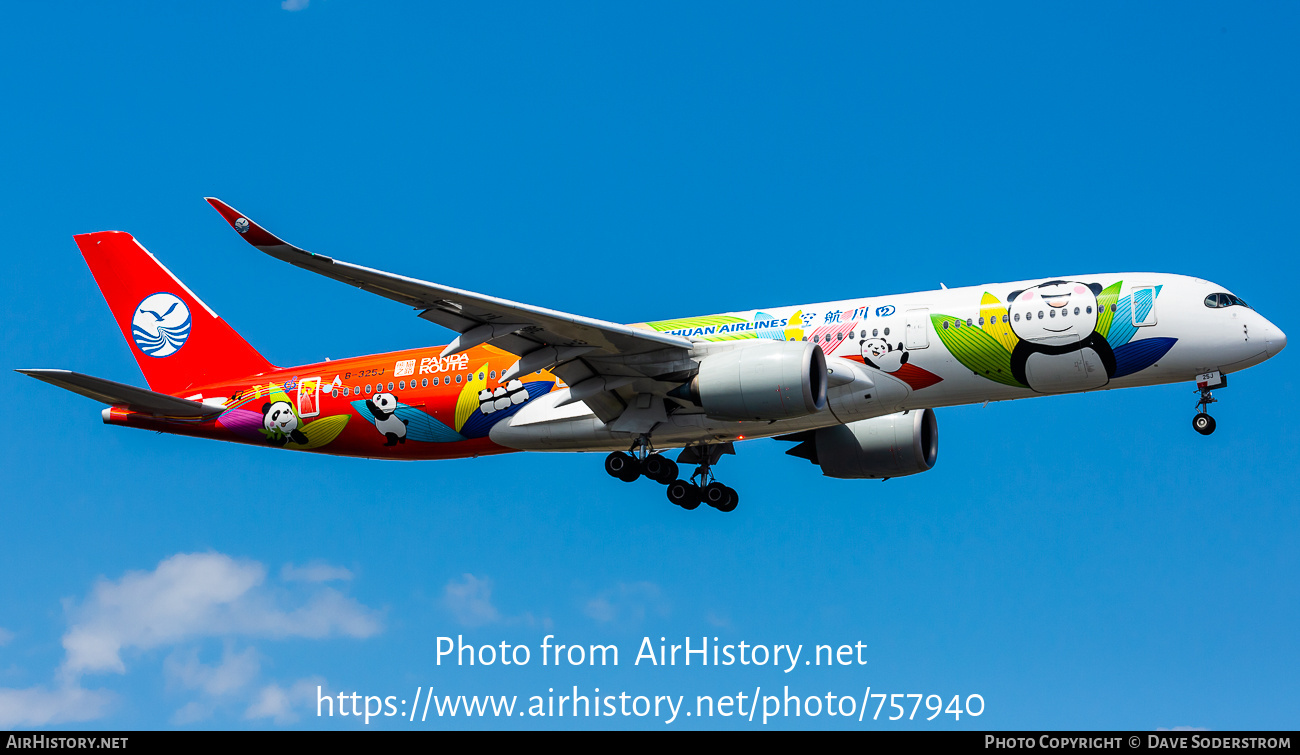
[{"left": 20, "top": 199, "right": 1286, "bottom": 512}]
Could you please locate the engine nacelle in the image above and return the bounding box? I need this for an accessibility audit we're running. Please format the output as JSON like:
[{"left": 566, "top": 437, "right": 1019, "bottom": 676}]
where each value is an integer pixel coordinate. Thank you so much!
[
  {"left": 682, "top": 341, "right": 828, "bottom": 421},
  {"left": 785, "top": 409, "right": 938, "bottom": 479}
]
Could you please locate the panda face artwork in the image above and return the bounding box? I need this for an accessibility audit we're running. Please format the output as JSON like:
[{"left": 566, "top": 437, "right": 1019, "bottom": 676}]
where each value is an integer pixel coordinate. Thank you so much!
[
  {"left": 260, "top": 400, "right": 309, "bottom": 447},
  {"left": 369, "top": 392, "right": 398, "bottom": 418},
  {"left": 859, "top": 338, "right": 909, "bottom": 373},
  {"left": 1003, "top": 280, "right": 1117, "bottom": 393},
  {"left": 364, "top": 392, "right": 408, "bottom": 446},
  {"left": 478, "top": 379, "right": 530, "bottom": 415},
  {"left": 1006, "top": 280, "right": 1102, "bottom": 346},
  {"left": 262, "top": 400, "right": 299, "bottom": 434}
]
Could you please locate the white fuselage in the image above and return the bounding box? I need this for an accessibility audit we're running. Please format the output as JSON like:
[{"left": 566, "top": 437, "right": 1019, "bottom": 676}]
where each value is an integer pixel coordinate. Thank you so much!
[{"left": 489, "top": 273, "right": 1286, "bottom": 451}]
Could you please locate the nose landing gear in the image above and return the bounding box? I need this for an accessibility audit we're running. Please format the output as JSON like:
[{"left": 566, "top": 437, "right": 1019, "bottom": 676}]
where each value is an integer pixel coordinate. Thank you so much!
[
  {"left": 1193, "top": 384, "right": 1217, "bottom": 435},
  {"left": 1192, "top": 374, "right": 1223, "bottom": 436}
]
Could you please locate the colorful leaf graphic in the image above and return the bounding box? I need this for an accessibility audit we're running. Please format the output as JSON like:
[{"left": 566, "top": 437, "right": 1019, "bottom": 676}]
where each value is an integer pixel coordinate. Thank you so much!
[
  {"left": 1112, "top": 337, "right": 1177, "bottom": 378},
  {"left": 1095, "top": 281, "right": 1122, "bottom": 338},
  {"left": 288, "top": 415, "right": 349, "bottom": 450},
  {"left": 455, "top": 362, "right": 491, "bottom": 432},
  {"left": 350, "top": 400, "right": 466, "bottom": 443},
  {"left": 931, "top": 314, "right": 1023, "bottom": 387},
  {"left": 458, "top": 381, "right": 555, "bottom": 439},
  {"left": 893, "top": 362, "right": 943, "bottom": 391},
  {"left": 644, "top": 314, "right": 747, "bottom": 332},
  {"left": 978, "top": 292, "right": 1019, "bottom": 352},
  {"left": 784, "top": 310, "right": 804, "bottom": 342},
  {"left": 217, "top": 407, "right": 266, "bottom": 442}
]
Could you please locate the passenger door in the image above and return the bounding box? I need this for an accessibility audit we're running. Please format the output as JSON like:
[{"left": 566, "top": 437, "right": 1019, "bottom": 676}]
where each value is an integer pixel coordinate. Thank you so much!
[
  {"left": 1132, "top": 285, "right": 1157, "bottom": 327},
  {"left": 905, "top": 309, "right": 929, "bottom": 349}
]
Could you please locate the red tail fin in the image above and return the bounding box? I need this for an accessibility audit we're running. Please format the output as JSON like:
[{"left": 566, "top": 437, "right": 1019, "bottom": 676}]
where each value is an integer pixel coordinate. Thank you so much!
[{"left": 74, "top": 231, "right": 276, "bottom": 395}]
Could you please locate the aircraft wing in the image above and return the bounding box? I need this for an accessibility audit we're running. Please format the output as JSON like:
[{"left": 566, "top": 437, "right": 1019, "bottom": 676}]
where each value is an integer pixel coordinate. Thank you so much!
[
  {"left": 17, "top": 369, "right": 225, "bottom": 417},
  {"left": 206, "top": 198, "right": 695, "bottom": 425}
]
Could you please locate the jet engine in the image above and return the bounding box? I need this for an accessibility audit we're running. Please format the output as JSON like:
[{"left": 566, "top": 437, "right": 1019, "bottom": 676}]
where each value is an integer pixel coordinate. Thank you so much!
[
  {"left": 677, "top": 341, "right": 827, "bottom": 421},
  {"left": 781, "top": 409, "right": 938, "bottom": 479}
]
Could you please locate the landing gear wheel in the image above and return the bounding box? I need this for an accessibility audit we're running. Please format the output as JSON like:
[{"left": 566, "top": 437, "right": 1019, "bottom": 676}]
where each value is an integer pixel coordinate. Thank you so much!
[
  {"left": 1193, "top": 413, "right": 1216, "bottom": 435},
  {"left": 704, "top": 484, "right": 737, "bottom": 512},
  {"left": 605, "top": 452, "right": 641, "bottom": 482},
  {"left": 642, "top": 455, "right": 678, "bottom": 485},
  {"left": 666, "top": 480, "right": 700, "bottom": 509},
  {"left": 703, "top": 482, "right": 733, "bottom": 509}
]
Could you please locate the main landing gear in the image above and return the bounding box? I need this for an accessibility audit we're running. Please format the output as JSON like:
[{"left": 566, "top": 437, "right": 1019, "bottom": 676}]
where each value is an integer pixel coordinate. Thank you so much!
[{"left": 604, "top": 439, "right": 739, "bottom": 512}]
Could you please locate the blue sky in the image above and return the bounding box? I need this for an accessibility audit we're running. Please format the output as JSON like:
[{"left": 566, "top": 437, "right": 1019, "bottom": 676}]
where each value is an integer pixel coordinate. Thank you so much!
[{"left": 1, "top": 1, "right": 1296, "bottom": 730}]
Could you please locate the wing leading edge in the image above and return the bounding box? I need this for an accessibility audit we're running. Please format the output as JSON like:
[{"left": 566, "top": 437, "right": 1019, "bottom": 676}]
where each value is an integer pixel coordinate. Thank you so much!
[{"left": 205, "top": 198, "right": 695, "bottom": 425}]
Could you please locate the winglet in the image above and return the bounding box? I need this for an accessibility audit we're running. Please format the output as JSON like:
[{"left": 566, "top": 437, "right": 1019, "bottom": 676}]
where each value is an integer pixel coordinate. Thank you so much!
[{"left": 204, "top": 197, "right": 293, "bottom": 249}]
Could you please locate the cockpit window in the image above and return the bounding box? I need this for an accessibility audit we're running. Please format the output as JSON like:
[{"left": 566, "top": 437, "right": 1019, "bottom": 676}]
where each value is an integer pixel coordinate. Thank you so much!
[{"left": 1205, "top": 292, "right": 1250, "bottom": 309}]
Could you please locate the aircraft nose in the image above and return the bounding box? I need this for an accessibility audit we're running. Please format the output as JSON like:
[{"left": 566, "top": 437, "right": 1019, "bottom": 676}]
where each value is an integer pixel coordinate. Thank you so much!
[{"left": 1266, "top": 321, "right": 1286, "bottom": 356}]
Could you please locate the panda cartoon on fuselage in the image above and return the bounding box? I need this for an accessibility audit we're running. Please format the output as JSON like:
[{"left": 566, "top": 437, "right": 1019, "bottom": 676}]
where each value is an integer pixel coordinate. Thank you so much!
[
  {"left": 261, "top": 400, "right": 309, "bottom": 447},
  {"left": 365, "top": 392, "right": 409, "bottom": 446},
  {"left": 859, "top": 338, "right": 909, "bottom": 373},
  {"left": 1006, "top": 280, "right": 1116, "bottom": 393}
]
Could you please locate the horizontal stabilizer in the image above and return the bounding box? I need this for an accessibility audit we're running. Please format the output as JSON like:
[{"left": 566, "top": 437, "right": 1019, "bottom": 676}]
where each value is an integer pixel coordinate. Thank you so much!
[{"left": 17, "top": 369, "right": 224, "bottom": 417}]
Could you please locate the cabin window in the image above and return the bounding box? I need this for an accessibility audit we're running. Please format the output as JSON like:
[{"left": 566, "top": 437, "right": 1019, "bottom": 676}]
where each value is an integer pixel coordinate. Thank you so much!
[
  {"left": 422, "top": 378, "right": 428, "bottom": 388},
  {"left": 456, "top": 374, "right": 462, "bottom": 383},
  {"left": 399, "top": 380, "right": 405, "bottom": 390},
  {"left": 332, "top": 390, "right": 338, "bottom": 398},
  {"left": 1049, "top": 309, "right": 1056, "bottom": 318},
  {"left": 387, "top": 382, "right": 394, "bottom": 391},
  {"left": 365, "top": 384, "right": 372, "bottom": 394},
  {"left": 883, "top": 327, "right": 890, "bottom": 336},
  {"left": 1014, "top": 313, "right": 1020, "bottom": 322},
  {"left": 872, "top": 329, "right": 878, "bottom": 337},
  {"left": 479, "top": 372, "right": 484, "bottom": 381},
  {"left": 942, "top": 321, "right": 949, "bottom": 329},
  {"left": 490, "top": 370, "right": 497, "bottom": 379},
  {"left": 978, "top": 317, "right": 984, "bottom": 326},
  {"left": 1111, "top": 304, "right": 1117, "bottom": 312}
]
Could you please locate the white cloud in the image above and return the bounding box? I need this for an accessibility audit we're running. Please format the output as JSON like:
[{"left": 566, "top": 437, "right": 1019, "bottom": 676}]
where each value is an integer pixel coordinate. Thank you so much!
[
  {"left": 0, "top": 684, "right": 114, "bottom": 729},
  {"left": 441, "top": 574, "right": 549, "bottom": 629},
  {"left": 281, "top": 562, "right": 353, "bottom": 583},
  {"left": 165, "top": 645, "right": 260, "bottom": 698},
  {"left": 61, "top": 552, "right": 382, "bottom": 676},
  {"left": 705, "top": 610, "right": 731, "bottom": 628},
  {"left": 245, "top": 677, "right": 325, "bottom": 725},
  {"left": 583, "top": 582, "right": 669, "bottom": 625},
  {"left": 281, "top": 0, "right": 310, "bottom": 10},
  {"left": 443, "top": 574, "right": 502, "bottom": 627}
]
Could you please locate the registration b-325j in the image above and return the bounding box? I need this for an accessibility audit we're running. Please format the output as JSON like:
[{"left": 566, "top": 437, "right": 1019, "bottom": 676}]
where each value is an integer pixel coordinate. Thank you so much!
[{"left": 19, "top": 199, "right": 1286, "bottom": 512}]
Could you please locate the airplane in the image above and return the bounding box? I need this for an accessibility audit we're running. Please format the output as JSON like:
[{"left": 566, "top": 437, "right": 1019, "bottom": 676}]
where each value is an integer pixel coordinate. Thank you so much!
[{"left": 19, "top": 199, "right": 1286, "bottom": 513}]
